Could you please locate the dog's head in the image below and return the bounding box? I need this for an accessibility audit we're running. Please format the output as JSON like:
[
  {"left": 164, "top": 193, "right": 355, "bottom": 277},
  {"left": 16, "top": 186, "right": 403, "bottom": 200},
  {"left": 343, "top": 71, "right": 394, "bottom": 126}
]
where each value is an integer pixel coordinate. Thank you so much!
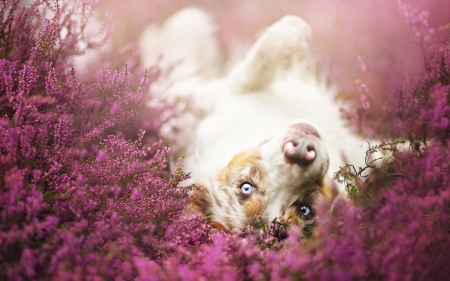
[{"left": 189, "top": 122, "right": 331, "bottom": 230}]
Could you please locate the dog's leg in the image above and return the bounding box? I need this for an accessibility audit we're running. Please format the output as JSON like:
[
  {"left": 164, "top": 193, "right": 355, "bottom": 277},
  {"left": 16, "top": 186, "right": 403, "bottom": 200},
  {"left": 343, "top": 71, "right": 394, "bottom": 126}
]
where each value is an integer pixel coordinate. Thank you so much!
[
  {"left": 229, "top": 16, "right": 312, "bottom": 92},
  {"left": 139, "top": 8, "right": 222, "bottom": 171},
  {"left": 139, "top": 7, "right": 219, "bottom": 82}
]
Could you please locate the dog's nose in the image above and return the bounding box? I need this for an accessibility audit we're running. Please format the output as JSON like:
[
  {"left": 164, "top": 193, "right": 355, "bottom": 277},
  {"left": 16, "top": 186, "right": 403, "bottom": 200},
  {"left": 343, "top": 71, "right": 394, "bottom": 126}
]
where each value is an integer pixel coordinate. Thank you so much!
[{"left": 284, "top": 137, "right": 316, "bottom": 165}]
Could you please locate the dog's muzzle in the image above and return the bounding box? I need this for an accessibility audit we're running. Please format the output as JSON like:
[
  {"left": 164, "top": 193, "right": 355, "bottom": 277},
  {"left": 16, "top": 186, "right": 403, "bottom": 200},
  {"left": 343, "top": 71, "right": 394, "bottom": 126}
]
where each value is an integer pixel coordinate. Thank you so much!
[{"left": 283, "top": 123, "right": 321, "bottom": 166}]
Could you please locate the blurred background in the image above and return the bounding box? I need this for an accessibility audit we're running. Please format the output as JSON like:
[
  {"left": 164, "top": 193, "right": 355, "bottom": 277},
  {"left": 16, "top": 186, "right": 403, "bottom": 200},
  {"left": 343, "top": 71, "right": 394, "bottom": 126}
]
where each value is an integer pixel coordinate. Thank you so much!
[{"left": 92, "top": 0, "right": 450, "bottom": 101}]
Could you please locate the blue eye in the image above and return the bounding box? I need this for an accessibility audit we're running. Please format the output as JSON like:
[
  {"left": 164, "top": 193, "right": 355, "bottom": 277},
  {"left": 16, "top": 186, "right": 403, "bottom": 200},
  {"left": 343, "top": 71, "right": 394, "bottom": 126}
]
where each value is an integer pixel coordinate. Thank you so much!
[
  {"left": 240, "top": 183, "right": 254, "bottom": 194},
  {"left": 299, "top": 205, "right": 311, "bottom": 216}
]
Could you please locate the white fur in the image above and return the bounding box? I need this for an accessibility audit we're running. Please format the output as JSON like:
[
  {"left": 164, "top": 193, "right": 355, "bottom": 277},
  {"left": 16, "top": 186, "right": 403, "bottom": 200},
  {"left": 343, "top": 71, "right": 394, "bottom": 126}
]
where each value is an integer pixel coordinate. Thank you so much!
[
  {"left": 139, "top": 8, "right": 369, "bottom": 227},
  {"left": 139, "top": 7, "right": 219, "bottom": 88}
]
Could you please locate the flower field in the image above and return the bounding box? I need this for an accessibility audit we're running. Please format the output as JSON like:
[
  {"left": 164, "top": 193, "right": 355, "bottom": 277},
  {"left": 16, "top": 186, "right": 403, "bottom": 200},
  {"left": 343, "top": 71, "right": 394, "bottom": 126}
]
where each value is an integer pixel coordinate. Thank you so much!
[{"left": 1, "top": 0, "right": 449, "bottom": 280}]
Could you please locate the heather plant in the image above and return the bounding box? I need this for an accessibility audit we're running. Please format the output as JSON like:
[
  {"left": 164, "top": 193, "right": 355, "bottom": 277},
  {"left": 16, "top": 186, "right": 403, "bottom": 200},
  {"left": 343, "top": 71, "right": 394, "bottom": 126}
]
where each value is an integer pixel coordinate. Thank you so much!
[
  {"left": 1, "top": 0, "right": 188, "bottom": 279},
  {"left": 331, "top": 2, "right": 450, "bottom": 279},
  {"left": 2, "top": 0, "right": 450, "bottom": 280}
]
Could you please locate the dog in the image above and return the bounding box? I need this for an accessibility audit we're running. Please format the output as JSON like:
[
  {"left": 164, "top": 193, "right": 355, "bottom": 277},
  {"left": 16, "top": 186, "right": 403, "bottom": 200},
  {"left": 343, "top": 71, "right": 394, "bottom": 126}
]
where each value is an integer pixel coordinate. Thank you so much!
[{"left": 139, "top": 8, "right": 368, "bottom": 231}]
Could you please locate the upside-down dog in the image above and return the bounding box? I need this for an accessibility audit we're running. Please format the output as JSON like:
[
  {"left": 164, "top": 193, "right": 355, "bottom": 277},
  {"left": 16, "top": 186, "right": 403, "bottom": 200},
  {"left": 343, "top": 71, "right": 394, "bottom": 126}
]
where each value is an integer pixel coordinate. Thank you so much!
[{"left": 139, "top": 8, "right": 368, "bottom": 231}]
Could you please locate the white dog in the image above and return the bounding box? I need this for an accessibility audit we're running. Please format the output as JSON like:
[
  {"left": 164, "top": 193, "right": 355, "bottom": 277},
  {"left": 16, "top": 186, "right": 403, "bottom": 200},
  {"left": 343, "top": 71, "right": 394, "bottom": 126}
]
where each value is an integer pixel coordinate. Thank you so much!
[{"left": 139, "top": 8, "right": 368, "bottom": 231}]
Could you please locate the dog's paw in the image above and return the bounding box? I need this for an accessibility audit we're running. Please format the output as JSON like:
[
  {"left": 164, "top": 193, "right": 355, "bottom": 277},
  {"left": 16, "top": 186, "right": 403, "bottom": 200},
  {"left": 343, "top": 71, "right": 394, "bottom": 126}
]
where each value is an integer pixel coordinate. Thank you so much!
[
  {"left": 259, "top": 15, "right": 312, "bottom": 63},
  {"left": 230, "top": 16, "right": 312, "bottom": 92},
  {"left": 139, "top": 7, "right": 219, "bottom": 80}
]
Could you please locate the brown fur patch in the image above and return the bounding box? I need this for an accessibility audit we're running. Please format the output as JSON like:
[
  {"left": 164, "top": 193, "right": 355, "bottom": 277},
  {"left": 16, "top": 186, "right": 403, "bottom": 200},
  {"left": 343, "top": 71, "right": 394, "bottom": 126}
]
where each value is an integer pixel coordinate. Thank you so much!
[
  {"left": 284, "top": 207, "right": 301, "bottom": 224},
  {"left": 210, "top": 221, "right": 228, "bottom": 231},
  {"left": 219, "top": 147, "right": 267, "bottom": 184},
  {"left": 317, "top": 175, "right": 333, "bottom": 202},
  {"left": 186, "top": 184, "right": 211, "bottom": 216},
  {"left": 244, "top": 199, "right": 263, "bottom": 218}
]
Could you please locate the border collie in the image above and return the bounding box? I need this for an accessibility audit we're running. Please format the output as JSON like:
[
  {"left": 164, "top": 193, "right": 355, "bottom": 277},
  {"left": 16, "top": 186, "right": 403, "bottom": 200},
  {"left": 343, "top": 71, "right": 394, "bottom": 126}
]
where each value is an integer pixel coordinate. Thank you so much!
[{"left": 139, "top": 8, "right": 367, "bottom": 230}]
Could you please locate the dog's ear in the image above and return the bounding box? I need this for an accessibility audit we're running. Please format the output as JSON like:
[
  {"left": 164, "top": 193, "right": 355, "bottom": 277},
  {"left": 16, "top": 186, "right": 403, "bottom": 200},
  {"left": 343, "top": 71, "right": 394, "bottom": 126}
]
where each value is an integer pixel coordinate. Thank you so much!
[
  {"left": 229, "top": 16, "right": 311, "bottom": 93},
  {"left": 186, "top": 183, "right": 218, "bottom": 219},
  {"left": 185, "top": 183, "right": 229, "bottom": 231},
  {"left": 319, "top": 175, "right": 336, "bottom": 203},
  {"left": 185, "top": 183, "right": 211, "bottom": 217},
  {"left": 316, "top": 175, "right": 345, "bottom": 220}
]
